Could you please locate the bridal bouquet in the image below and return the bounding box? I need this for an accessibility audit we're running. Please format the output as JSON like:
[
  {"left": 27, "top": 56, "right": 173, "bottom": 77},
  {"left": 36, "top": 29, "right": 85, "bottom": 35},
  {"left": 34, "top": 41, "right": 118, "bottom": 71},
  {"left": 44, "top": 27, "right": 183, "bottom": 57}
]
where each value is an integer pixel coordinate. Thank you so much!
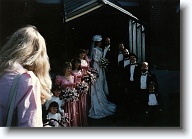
[
  {"left": 61, "top": 87, "right": 79, "bottom": 102},
  {"left": 99, "top": 58, "right": 109, "bottom": 69},
  {"left": 82, "top": 74, "right": 95, "bottom": 85},
  {"left": 75, "top": 82, "right": 89, "bottom": 93}
]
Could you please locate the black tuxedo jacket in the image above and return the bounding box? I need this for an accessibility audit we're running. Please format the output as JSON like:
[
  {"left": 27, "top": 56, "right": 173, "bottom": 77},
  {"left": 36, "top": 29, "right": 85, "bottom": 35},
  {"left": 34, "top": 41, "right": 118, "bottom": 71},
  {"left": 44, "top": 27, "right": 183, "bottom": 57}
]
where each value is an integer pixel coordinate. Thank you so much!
[
  {"left": 124, "top": 63, "right": 141, "bottom": 89},
  {"left": 104, "top": 46, "right": 117, "bottom": 65},
  {"left": 138, "top": 72, "right": 159, "bottom": 92},
  {"left": 103, "top": 46, "right": 118, "bottom": 76},
  {"left": 118, "top": 59, "right": 129, "bottom": 85},
  {"left": 118, "top": 59, "right": 130, "bottom": 69}
]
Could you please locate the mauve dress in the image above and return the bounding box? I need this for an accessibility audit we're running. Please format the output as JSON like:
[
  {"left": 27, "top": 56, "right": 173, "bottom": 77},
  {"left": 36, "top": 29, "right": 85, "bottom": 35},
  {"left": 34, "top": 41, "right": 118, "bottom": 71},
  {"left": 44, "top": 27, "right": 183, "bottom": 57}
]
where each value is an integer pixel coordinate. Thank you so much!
[
  {"left": 81, "top": 59, "right": 89, "bottom": 75},
  {"left": 72, "top": 70, "right": 88, "bottom": 126},
  {"left": 55, "top": 75, "right": 79, "bottom": 127},
  {"left": 81, "top": 59, "right": 91, "bottom": 112}
]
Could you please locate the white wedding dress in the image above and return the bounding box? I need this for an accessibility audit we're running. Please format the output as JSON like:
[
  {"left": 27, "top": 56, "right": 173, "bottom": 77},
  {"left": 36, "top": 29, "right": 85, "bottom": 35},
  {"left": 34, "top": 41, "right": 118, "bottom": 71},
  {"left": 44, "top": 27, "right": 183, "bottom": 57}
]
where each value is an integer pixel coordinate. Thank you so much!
[{"left": 89, "top": 46, "right": 116, "bottom": 119}]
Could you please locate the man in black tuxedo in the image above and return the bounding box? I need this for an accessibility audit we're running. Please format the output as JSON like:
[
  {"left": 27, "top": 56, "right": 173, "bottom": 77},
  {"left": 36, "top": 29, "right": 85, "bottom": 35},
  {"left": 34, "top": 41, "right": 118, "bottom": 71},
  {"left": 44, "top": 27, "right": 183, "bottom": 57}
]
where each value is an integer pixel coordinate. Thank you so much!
[
  {"left": 102, "top": 38, "right": 118, "bottom": 99},
  {"left": 124, "top": 53, "right": 141, "bottom": 93},
  {"left": 130, "top": 61, "right": 159, "bottom": 125},
  {"left": 138, "top": 62, "right": 159, "bottom": 113},
  {"left": 138, "top": 62, "right": 158, "bottom": 93},
  {"left": 124, "top": 53, "right": 141, "bottom": 124},
  {"left": 117, "top": 42, "right": 125, "bottom": 65},
  {"left": 118, "top": 48, "right": 130, "bottom": 93}
]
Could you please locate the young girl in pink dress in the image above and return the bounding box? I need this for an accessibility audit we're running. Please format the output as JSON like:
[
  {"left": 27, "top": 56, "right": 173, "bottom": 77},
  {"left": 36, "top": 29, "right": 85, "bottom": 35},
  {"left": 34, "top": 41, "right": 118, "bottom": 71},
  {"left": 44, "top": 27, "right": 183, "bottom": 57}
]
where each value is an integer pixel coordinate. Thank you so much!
[
  {"left": 71, "top": 58, "right": 88, "bottom": 126},
  {"left": 55, "top": 62, "right": 79, "bottom": 127}
]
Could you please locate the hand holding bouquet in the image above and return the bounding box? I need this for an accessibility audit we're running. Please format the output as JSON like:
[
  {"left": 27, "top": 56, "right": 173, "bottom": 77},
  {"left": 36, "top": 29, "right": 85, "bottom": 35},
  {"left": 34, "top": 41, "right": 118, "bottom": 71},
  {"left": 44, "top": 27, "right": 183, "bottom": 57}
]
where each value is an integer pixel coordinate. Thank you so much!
[
  {"left": 75, "top": 81, "right": 89, "bottom": 93},
  {"left": 99, "top": 58, "right": 110, "bottom": 69},
  {"left": 61, "top": 87, "right": 79, "bottom": 102}
]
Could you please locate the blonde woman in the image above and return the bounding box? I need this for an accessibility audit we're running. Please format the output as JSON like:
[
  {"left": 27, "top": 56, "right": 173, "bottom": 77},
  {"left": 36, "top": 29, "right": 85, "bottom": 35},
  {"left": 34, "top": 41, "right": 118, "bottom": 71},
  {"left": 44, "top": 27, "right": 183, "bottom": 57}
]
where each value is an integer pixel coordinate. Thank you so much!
[{"left": 0, "top": 25, "right": 52, "bottom": 127}]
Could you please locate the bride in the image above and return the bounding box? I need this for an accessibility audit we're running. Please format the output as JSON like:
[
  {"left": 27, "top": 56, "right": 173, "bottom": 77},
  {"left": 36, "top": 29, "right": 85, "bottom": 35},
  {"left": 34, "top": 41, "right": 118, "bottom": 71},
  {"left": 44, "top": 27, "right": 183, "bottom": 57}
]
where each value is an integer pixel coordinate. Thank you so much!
[{"left": 88, "top": 35, "right": 116, "bottom": 119}]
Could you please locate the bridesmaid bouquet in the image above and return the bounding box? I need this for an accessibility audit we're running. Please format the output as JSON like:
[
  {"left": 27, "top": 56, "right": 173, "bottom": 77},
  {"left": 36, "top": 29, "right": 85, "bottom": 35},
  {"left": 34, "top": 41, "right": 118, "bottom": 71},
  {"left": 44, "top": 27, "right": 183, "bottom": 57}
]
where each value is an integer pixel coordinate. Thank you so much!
[
  {"left": 61, "top": 87, "right": 79, "bottom": 102},
  {"left": 61, "top": 113, "right": 69, "bottom": 126},
  {"left": 75, "top": 82, "right": 89, "bottom": 93},
  {"left": 82, "top": 72, "right": 97, "bottom": 85},
  {"left": 88, "top": 68, "right": 99, "bottom": 78},
  {"left": 99, "top": 58, "right": 110, "bottom": 69}
]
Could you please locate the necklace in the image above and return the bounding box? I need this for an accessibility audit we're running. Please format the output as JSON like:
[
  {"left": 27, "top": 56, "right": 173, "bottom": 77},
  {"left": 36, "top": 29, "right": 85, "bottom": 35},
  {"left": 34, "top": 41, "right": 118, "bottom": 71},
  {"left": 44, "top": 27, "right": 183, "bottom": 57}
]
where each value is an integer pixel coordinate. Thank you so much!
[
  {"left": 73, "top": 69, "right": 78, "bottom": 73},
  {"left": 64, "top": 75, "right": 71, "bottom": 81}
]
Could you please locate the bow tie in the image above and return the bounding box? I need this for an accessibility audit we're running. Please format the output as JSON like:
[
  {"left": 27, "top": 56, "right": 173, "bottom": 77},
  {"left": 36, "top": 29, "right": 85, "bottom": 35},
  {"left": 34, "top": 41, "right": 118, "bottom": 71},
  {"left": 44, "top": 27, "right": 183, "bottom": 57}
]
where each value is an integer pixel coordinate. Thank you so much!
[
  {"left": 130, "top": 63, "right": 136, "bottom": 65},
  {"left": 149, "top": 92, "right": 155, "bottom": 94},
  {"left": 118, "top": 52, "right": 122, "bottom": 54},
  {"left": 142, "top": 71, "right": 148, "bottom": 75},
  {"left": 141, "top": 73, "right": 147, "bottom": 76}
]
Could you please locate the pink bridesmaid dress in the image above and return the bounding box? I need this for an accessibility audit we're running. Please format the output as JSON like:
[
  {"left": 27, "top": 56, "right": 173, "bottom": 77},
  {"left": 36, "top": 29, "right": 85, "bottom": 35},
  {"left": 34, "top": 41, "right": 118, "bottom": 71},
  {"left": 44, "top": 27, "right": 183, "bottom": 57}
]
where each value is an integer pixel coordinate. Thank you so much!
[
  {"left": 81, "top": 59, "right": 89, "bottom": 75},
  {"left": 72, "top": 70, "right": 88, "bottom": 126},
  {"left": 55, "top": 75, "right": 79, "bottom": 127}
]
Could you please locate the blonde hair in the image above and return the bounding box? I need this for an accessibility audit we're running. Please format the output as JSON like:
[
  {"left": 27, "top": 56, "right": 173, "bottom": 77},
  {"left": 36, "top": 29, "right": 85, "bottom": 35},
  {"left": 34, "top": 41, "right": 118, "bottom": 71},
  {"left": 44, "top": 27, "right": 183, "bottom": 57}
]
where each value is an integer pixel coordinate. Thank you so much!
[{"left": 0, "top": 25, "right": 52, "bottom": 104}]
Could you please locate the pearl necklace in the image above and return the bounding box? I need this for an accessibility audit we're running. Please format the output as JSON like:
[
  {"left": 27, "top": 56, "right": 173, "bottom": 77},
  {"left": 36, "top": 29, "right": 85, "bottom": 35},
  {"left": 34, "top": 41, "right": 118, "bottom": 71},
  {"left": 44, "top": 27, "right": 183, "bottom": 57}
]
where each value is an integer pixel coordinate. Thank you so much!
[{"left": 64, "top": 75, "right": 71, "bottom": 81}]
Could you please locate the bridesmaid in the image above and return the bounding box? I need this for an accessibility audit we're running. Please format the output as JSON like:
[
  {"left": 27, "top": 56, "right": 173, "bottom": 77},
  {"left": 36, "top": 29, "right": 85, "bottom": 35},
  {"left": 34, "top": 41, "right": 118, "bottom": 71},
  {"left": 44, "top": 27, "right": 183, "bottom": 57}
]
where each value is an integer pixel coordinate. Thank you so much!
[
  {"left": 55, "top": 62, "right": 79, "bottom": 127},
  {"left": 71, "top": 58, "right": 88, "bottom": 126},
  {"left": 77, "top": 49, "right": 89, "bottom": 75},
  {"left": 85, "top": 48, "right": 91, "bottom": 68},
  {"left": 71, "top": 58, "right": 83, "bottom": 85}
]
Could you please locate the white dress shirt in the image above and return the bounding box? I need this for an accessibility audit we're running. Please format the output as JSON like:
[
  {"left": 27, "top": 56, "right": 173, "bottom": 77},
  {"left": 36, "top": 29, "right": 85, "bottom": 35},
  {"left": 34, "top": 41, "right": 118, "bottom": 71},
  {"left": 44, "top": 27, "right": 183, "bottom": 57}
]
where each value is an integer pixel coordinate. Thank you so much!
[
  {"left": 130, "top": 64, "right": 136, "bottom": 81},
  {"left": 118, "top": 52, "right": 123, "bottom": 64},
  {"left": 124, "top": 59, "right": 130, "bottom": 67},
  {"left": 103, "top": 45, "right": 110, "bottom": 58},
  {"left": 140, "top": 74, "right": 147, "bottom": 89},
  {"left": 148, "top": 94, "right": 158, "bottom": 106}
]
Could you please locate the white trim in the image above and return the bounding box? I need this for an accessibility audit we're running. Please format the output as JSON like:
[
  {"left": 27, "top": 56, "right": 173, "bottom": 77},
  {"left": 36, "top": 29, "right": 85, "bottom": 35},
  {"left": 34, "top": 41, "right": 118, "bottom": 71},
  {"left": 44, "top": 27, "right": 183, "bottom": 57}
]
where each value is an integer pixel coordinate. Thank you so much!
[
  {"left": 102, "top": 0, "right": 138, "bottom": 20},
  {"left": 65, "top": 4, "right": 103, "bottom": 22}
]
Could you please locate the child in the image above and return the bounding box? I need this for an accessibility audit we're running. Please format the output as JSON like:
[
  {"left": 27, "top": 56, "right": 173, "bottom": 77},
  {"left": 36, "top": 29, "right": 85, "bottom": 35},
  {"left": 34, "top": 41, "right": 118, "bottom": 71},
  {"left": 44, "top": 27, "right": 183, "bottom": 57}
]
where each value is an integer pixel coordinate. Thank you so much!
[
  {"left": 47, "top": 101, "right": 62, "bottom": 127},
  {"left": 45, "top": 84, "right": 64, "bottom": 115},
  {"left": 145, "top": 82, "right": 163, "bottom": 126}
]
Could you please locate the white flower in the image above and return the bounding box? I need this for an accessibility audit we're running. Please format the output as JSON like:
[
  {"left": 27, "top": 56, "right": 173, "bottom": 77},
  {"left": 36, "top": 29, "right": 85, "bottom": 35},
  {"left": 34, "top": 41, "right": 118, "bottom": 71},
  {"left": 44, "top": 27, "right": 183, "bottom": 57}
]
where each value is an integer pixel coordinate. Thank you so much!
[{"left": 99, "top": 58, "right": 110, "bottom": 69}]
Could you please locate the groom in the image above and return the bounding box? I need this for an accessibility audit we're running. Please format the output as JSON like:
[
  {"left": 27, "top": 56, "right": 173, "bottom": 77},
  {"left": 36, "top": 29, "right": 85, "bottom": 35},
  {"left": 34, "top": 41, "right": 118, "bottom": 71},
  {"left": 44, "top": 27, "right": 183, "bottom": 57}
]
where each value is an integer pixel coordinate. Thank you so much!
[{"left": 102, "top": 37, "right": 118, "bottom": 97}]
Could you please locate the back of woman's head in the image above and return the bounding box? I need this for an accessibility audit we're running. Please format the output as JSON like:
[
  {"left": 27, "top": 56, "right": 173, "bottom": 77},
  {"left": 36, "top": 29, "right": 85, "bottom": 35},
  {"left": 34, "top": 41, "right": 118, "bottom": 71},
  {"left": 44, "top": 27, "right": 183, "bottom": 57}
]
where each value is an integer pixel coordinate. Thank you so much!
[{"left": 0, "top": 25, "right": 52, "bottom": 103}]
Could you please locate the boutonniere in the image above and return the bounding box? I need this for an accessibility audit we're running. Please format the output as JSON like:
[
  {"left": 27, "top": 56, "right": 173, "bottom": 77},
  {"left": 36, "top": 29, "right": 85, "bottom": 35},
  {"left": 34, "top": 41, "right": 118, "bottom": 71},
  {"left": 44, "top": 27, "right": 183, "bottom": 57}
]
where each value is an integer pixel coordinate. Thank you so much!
[
  {"left": 108, "top": 49, "right": 110, "bottom": 51},
  {"left": 135, "top": 64, "right": 138, "bottom": 66}
]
